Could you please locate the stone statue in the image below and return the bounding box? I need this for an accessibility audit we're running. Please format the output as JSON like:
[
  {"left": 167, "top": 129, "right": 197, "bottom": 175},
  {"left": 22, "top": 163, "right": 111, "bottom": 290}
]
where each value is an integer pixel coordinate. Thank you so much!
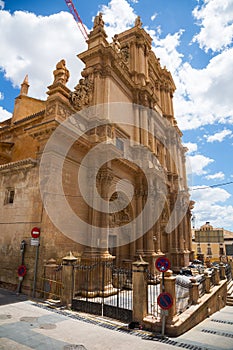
[
  {"left": 111, "top": 34, "right": 121, "bottom": 53},
  {"left": 135, "top": 16, "right": 142, "bottom": 28},
  {"left": 53, "top": 59, "right": 70, "bottom": 85},
  {"left": 93, "top": 12, "right": 104, "bottom": 29}
]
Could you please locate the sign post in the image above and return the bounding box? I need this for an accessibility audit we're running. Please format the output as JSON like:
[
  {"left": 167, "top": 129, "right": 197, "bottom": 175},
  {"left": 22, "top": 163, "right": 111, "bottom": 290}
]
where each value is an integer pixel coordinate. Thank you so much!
[
  {"left": 155, "top": 257, "right": 172, "bottom": 338},
  {"left": 31, "top": 227, "right": 40, "bottom": 298}
]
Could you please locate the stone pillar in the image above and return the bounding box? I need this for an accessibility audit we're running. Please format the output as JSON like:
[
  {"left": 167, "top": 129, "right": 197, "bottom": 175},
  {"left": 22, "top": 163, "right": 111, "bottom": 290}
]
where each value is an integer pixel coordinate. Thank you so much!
[
  {"left": 219, "top": 262, "right": 226, "bottom": 280},
  {"left": 213, "top": 267, "right": 220, "bottom": 285},
  {"left": 204, "top": 273, "right": 211, "bottom": 293},
  {"left": 135, "top": 185, "right": 144, "bottom": 255},
  {"left": 132, "top": 257, "right": 149, "bottom": 322},
  {"left": 229, "top": 260, "right": 233, "bottom": 277},
  {"left": 190, "top": 278, "right": 200, "bottom": 305},
  {"left": 97, "top": 167, "right": 113, "bottom": 257},
  {"left": 162, "top": 270, "right": 178, "bottom": 325},
  {"left": 134, "top": 106, "right": 140, "bottom": 144},
  {"left": 141, "top": 108, "right": 148, "bottom": 147},
  {"left": 61, "top": 252, "right": 77, "bottom": 308}
]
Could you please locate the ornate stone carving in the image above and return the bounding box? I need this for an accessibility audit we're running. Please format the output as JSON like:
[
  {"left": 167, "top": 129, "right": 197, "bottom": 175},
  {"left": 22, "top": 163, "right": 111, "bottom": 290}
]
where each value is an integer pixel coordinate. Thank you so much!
[
  {"left": 96, "top": 168, "right": 113, "bottom": 186},
  {"left": 70, "top": 75, "right": 94, "bottom": 110},
  {"left": 53, "top": 59, "right": 70, "bottom": 85},
  {"left": 121, "top": 44, "right": 130, "bottom": 64},
  {"left": 57, "top": 104, "right": 72, "bottom": 119},
  {"left": 45, "top": 104, "right": 56, "bottom": 117}
]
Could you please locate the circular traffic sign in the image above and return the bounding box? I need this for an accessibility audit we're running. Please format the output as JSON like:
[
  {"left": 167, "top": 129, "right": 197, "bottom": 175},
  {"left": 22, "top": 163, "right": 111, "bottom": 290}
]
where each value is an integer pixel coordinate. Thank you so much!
[
  {"left": 17, "top": 265, "right": 27, "bottom": 277},
  {"left": 31, "top": 227, "right": 40, "bottom": 238},
  {"left": 155, "top": 257, "right": 170, "bottom": 273},
  {"left": 157, "top": 292, "right": 173, "bottom": 310}
]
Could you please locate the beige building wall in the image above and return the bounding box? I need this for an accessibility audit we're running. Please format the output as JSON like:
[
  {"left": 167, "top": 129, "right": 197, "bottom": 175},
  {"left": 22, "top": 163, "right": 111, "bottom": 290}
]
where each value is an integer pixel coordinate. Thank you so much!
[{"left": 0, "top": 15, "right": 194, "bottom": 293}]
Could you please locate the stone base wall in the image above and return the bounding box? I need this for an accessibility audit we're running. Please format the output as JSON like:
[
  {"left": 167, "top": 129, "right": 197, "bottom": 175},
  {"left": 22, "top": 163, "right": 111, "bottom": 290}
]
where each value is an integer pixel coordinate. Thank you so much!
[{"left": 143, "top": 279, "right": 227, "bottom": 337}]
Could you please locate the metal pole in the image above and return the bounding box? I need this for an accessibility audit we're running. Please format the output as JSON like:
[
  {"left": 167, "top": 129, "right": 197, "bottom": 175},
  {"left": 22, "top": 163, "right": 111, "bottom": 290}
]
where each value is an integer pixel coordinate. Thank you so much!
[
  {"left": 32, "top": 243, "right": 40, "bottom": 298},
  {"left": 161, "top": 273, "right": 166, "bottom": 338},
  {"left": 161, "top": 311, "right": 166, "bottom": 338}
]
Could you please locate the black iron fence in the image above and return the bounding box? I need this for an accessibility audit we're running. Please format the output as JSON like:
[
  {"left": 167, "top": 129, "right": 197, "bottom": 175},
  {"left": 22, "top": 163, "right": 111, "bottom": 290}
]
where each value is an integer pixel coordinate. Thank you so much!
[
  {"left": 72, "top": 260, "right": 132, "bottom": 323},
  {"left": 39, "top": 264, "right": 63, "bottom": 300},
  {"left": 146, "top": 269, "right": 161, "bottom": 319}
]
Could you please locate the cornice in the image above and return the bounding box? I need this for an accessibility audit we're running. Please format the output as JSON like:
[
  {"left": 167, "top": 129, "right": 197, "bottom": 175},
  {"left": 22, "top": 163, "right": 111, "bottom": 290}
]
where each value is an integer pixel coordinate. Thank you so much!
[{"left": 0, "top": 158, "right": 37, "bottom": 173}]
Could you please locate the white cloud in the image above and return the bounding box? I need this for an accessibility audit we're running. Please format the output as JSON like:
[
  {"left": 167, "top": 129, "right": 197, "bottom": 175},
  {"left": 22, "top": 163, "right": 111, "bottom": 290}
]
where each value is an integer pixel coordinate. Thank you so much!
[
  {"left": 187, "top": 154, "right": 214, "bottom": 176},
  {"left": 0, "top": 106, "right": 11, "bottom": 122},
  {"left": 100, "top": 0, "right": 137, "bottom": 38},
  {"left": 151, "top": 13, "right": 158, "bottom": 21},
  {"left": 191, "top": 185, "right": 233, "bottom": 229},
  {"left": 174, "top": 47, "right": 233, "bottom": 130},
  {"left": 0, "top": 92, "right": 3, "bottom": 100},
  {"left": 205, "top": 129, "right": 232, "bottom": 142},
  {"left": 149, "top": 29, "right": 184, "bottom": 73},
  {"left": 205, "top": 172, "right": 225, "bottom": 180},
  {"left": 192, "top": 0, "right": 233, "bottom": 52},
  {"left": 0, "top": 1, "right": 4, "bottom": 10},
  {"left": 183, "top": 142, "right": 198, "bottom": 154},
  {"left": 0, "top": 10, "right": 86, "bottom": 103}
]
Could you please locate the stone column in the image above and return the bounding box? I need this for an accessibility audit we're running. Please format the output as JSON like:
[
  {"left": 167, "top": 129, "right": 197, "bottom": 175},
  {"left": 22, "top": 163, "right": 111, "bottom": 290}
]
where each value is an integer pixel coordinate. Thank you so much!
[
  {"left": 219, "top": 262, "right": 226, "bottom": 280},
  {"left": 162, "top": 270, "right": 178, "bottom": 325},
  {"left": 229, "top": 260, "right": 233, "bottom": 277},
  {"left": 213, "top": 267, "right": 220, "bottom": 285},
  {"left": 132, "top": 257, "right": 149, "bottom": 322},
  {"left": 97, "top": 167, "right": 113, "bottom": 257},
  {"left": 190, "top": 278, "right": 200, "bottom": 305},
  {"left": 204, "top": 272, "right": 211, "bottom": 293},
  {"left": 61, "top": 252, "right": 77, "bottom": 308},
  {"left": 135, "top": 185, "right": 144, "bottom": 255},
  {"left": 141, "top": 107, "right": 148, "bottom": 147},
  {"left": 134, "top": 106, "right": 140, "bottom": 144}
]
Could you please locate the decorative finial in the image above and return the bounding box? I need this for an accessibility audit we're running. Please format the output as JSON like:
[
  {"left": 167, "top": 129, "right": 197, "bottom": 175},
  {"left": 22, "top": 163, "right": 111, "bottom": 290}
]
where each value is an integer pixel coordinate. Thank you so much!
[
  {"left": 93, "top": 12, "right": 104, "bottom": 29},
  {"left": 135, "top": 16, "right": 142, "bottom": 28},
  {"left": 20, "top": 74, "right": 29, "bottom": 95},
  {"left": 53, "top": 59, "right": 70, "bottom": 85}
]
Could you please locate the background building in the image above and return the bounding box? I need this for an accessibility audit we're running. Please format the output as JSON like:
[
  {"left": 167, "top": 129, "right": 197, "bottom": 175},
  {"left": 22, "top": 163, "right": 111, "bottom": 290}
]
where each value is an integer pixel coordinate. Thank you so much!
[{"left": 192, "top": 221, "right": 233, "bottom": 262}]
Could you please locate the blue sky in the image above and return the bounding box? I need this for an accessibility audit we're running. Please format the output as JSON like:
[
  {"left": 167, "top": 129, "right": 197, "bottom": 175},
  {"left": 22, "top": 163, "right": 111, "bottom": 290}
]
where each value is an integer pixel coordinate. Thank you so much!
[{"left": 0, "top": 0, "right": 233, "bottom": 230}]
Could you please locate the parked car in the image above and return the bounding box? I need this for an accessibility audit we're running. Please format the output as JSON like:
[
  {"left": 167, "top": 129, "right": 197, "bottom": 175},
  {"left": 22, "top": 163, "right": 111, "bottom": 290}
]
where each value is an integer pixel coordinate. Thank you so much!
[
  {"left": 179, "top": 267, "right": 193, "bottom": 276},
  {"left": 191, "top": 259, "right": 203, "bottom": 265}
]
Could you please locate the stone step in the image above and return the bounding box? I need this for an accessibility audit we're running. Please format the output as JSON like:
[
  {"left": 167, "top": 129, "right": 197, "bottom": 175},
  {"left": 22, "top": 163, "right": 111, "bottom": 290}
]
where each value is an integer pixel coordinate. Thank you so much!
[
  {"left": 226, "top": 295, "right": 233, "bottom": 306},
  {"left": 227, "top": 281, "right": 233, "bottom": 295}
]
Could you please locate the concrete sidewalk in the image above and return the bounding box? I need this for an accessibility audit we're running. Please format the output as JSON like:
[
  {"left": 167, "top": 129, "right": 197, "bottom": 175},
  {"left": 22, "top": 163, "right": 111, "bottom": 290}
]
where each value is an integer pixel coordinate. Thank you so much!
[
  {"left": 0, "top": 288, "right": 233, "bottom": 350},
  {"left": 0, "top": 289, "right": 179, "bottom": 350}
]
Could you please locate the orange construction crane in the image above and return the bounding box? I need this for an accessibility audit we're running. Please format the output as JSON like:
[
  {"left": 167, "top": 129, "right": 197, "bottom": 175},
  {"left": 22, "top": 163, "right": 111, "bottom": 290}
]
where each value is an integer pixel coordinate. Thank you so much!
[{"left": 64, "top": 0, "right": 89, "bottom": 41}]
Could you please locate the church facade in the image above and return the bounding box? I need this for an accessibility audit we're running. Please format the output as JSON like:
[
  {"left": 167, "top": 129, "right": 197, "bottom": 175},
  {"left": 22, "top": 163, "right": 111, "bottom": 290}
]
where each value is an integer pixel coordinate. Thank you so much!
[{"left": 0, "top": 15, "right": 194, "bottom": 293}]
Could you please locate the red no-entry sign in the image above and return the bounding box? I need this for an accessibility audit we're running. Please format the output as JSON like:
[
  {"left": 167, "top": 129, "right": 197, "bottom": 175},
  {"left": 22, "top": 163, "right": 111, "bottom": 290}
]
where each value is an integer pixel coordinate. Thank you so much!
[{"left": 31, "top": 227, "right": 40, "bottom": 238}]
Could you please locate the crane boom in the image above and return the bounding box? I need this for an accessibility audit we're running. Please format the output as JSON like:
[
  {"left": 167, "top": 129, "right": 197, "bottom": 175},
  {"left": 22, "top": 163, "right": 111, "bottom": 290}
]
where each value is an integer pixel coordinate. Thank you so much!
[{"left": 64, "top": 0, "right": 89, "bottom": 41}]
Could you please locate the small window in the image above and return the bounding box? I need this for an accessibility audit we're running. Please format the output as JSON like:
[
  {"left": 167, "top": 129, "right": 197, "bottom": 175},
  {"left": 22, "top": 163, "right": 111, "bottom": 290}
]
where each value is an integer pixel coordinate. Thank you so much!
[
  {"left": 5, "top": 189, "right": 15, "bottom": 204},
  {"left": 116, "top": 137, "right": 124, "bottom": 152},
  {"left": 219, "top": 247, "right": 224, "bottom": 255}
]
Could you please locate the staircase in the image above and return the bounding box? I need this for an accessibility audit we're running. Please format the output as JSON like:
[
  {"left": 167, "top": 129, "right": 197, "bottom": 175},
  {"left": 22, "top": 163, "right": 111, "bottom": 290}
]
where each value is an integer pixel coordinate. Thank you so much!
[{"left": 226, "top": 280, "right": 233, "bottom": 306}]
